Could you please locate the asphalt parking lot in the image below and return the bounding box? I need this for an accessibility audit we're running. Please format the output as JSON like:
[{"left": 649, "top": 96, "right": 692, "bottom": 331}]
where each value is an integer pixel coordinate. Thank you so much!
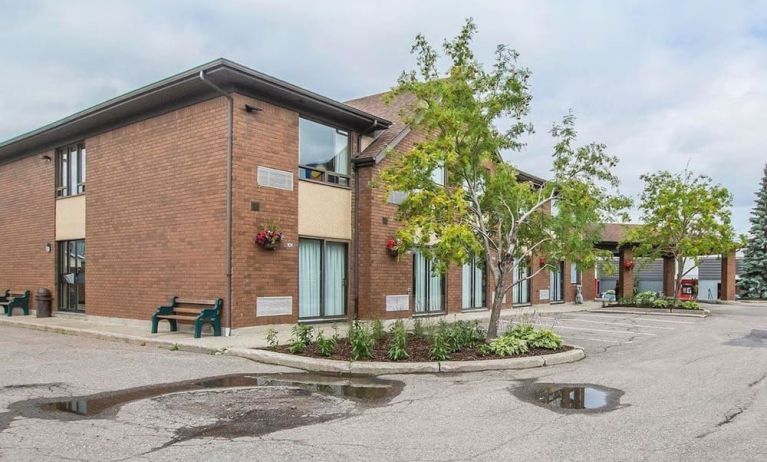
[
  {"left": 2, "top": 303, "right": 767, "bottom": 461},
  {"left": 532, "top": 311, "right": 705, "bottom": 354}
]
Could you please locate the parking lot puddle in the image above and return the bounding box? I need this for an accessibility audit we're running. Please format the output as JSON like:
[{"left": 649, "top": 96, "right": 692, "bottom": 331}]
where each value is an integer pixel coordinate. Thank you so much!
[
  {"left": 0, "top": 373, "right": 402, "bottom": 433},
  {"left": 511, "top": 382, "right": 624, "bottom": 413}
]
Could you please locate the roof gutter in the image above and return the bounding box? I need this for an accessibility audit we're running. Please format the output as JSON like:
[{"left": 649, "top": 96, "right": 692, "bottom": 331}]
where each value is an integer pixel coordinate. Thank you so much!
[{"left": 199, "top": 70, "right": 234, "bottom": 337}]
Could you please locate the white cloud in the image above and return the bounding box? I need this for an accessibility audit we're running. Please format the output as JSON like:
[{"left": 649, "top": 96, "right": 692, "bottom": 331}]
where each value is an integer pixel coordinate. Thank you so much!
[{"left": 0, "top": 0, "right": 765, "bottom": 232}]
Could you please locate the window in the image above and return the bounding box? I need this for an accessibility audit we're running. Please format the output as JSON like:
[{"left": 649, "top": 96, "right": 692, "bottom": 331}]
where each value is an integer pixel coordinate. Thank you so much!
[
  {"left": 431, "top": 163, "right": 445, "bottom": 186},
  {"left": 512, "top": 259, "right": 531, "bottom": 305},
  {"left": 58, "top": 240, "right": 85, "bottom": 312},
  {"left": 550, "top": 261, "right": 564, "bottom": 302},
  {"left": 298, "top": 117, "right": 350, "bottom": 186},
  {"left": 299, "top": 238, "right": 347, "bottom": 319},
  {"left": 413, "top": 250, "right": 444, "bottom": 313},
  {"left": 56, "top": 143, "right": 86, "bottom": 197},
  {"left": 570, "top": 262, "right": 581, "bottom": 284},
  {"left": 462, "top": 255, "right": 485, "bottom": 309}
]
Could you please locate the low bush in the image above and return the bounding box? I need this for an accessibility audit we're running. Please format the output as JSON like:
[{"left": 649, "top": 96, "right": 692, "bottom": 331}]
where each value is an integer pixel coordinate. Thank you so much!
[
  {"left": 679, "top": 300, "right": 700, "bottom": 310},
  {"left": 371, "top": 319, "right": 385, "bottom": 341},
  {"left": 288, "top": 324, "right": 314, "bottom": 353},
  {"left": 635, "top": 291, "right": 657, "bottom": 306},
  {"left": 387, "top": 320, "right": 409, "bottom": 361},
  {"left": 505, "top": 323, "right": 563, "bottom": 350},
  {"left": 652, "top": 298, "right": 670, "bottom": 309},
  {"left": 429, "top": 331, "right": 451, "bottom": 361},
  {"left": 315, "top": 330, "right": 337, "bottom": 357},
  {"left": 265, "top": 327, "right": 279, "bottom": 347},
  {"left": 439, "top": 320, "right": 484, "bottom": 353},
  {"left": 412, "top": 319, "right": 426, "bottom": 339},
  {"left": 488, "top": 336, "right": 529, "bottom": 357},
  {"left": 349, "top": 321, "right": 375, "bottom": 360}
]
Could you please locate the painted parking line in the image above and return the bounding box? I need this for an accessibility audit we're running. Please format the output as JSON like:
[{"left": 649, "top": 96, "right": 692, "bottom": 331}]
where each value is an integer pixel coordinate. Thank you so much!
[
  {"left": 538, "top": 316, "right": 676, "bottom": 330},
  {"left": 570, "top": 313, "right": 698, "bottom": 325},
  {"left": 534, "top": 323, "right": 658, "bottom": 336},
  {"left": 560, "top": 336, "right": 631, "bottom": 344}
]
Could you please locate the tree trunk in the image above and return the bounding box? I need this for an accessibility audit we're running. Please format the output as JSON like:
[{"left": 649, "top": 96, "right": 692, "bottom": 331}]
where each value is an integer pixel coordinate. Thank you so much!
[{"left": 486, "top": 273, "right": 505, "bottom": 340}]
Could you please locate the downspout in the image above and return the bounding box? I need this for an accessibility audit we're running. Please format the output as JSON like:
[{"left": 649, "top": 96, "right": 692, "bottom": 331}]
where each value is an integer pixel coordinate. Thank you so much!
[
  {"left": 199, "top": 70, "right": 234, "bottom": 336},
  {"left": 353, "top": 152, "right": 361, "bottom": 320}
]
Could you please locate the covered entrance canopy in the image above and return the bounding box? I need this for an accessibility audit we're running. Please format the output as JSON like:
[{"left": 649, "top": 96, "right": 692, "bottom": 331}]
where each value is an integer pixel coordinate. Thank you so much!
[{"left": 595, "top": 224, "right": 736, "bottom": 301}]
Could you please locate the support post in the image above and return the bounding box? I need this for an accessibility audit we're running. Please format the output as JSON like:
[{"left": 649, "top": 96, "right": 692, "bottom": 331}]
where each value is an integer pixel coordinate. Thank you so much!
[
  {"left": 663, "top": 256, "right": 675, "bottom": 298},
  {"left": 618, "top": 247, "right": 634, "bottom": 300},
  {"left": 720, "top": 250, "right": 736, "bottom": 301}
]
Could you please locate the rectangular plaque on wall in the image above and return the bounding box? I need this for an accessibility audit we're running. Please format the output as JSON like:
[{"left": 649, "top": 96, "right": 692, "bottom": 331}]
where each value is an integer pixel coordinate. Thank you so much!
[
  {"left": 257, "top": 296, "right": 292, "bottom": 317},
  {"left": 257, "top": 167, "right": 293, "bottom": 191},
  {"left": 539, "top": 289, "right": 550, "bottom": 300},
  {"left": 385, "top": 295, "right": 410, "bottom": 312}
]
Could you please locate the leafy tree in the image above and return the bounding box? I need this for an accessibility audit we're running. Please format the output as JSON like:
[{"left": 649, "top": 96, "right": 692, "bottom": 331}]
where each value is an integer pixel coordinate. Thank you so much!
[
  {"left": 626, "top": 170, "right": 738, "bottom": 304},
  {"left": 380, "top": 19, "right": 630, "bottom": 338},
  {"left": 738, "top": 164, "right": 767, "bottom": 299}
]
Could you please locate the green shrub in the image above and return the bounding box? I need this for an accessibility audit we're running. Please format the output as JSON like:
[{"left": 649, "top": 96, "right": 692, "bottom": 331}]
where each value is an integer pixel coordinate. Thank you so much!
[
  {"left": 635, "top": 291, "right": 657, "bottom": 306},
  {"left": 525, "top": 328, "right": 563, "bottom": 349},
  {"left": 288, "top": 324, "right": 314, "bottom": 353},
  {"left": 429, "top": 331, "right": 451, "bottom": 361},
  {"left": 507, "top": 322, "right": 536, "bottom": 340},
  {"left": 439, "top": 320, "right": 484, "bottom": 353},
  {"left": 349, "top": 321, "right": 375, "bottom": 360},
  {"left": 652, "top": 298, "right": 670, "bottom": 309},
  {"left": 488, "top": 336, "right": 529, "bottom": 357},
  {"left": 315, "top": 330, "right": 337, "bottom": 357},
  {"left": 476, "top": 343, "right": 492, "bottom": 357},
  {"left": 413, "top": 319, "right": 426, "bottom": 339},
  {"left": 680, "top": 300, "right": 700, "bottom": 310},
  {"left": 265, "top": 327, "right": 279, "bottom": 348},
  {"left": 387, "top": 320, "right": 409, "bottom": 361},
  {"left": 619, "top": 296, "right": 635, "bottom": 306},
  {"left": 371, "top": 319, "right": 385, "bottom": 341}
]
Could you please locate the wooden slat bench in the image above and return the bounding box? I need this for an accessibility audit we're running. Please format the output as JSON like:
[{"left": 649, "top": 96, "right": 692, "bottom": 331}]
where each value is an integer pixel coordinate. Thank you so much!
[
  {"left": 151, "top": 296, "right": 223, "bottom": 338},
  {"left": 1, "top": 290, "right": 31, "bottom": 316}
]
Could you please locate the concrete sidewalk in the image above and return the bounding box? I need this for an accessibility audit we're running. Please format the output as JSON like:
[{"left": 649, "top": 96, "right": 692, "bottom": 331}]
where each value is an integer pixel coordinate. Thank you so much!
[{"left": 0, "top": 302, "right": 598, "bottom": 354}]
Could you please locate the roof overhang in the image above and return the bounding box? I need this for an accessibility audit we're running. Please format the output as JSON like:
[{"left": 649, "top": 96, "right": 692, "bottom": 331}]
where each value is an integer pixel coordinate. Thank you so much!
[{"left": 0, "top": 58, "right": 392, "bottom": 161}]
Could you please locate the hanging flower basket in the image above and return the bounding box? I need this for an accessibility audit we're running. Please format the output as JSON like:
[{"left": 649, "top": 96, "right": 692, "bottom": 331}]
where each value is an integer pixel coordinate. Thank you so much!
[
  {"left": 255, "top": 225, "right": 283, "bottom": 250},
  {"left": 386, "top": 238, "right": 401, "bottom": 258},
  {"left": 624, "top": 260, "right": 636, "bottom": 271}
]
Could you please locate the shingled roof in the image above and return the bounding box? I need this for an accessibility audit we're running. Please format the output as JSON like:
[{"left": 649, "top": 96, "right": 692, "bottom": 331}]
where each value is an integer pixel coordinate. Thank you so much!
[{"left": 346, "top": 91, "right": 416, "bottom": 161}]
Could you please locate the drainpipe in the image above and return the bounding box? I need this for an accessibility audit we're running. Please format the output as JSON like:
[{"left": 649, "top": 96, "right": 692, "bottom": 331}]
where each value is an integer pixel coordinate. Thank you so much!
[
  {"left": 352, "top": 155, "right": 375, "bottom": 321},
  {"left": 199, "top": 70, "right": 234, "bottom": 336}
]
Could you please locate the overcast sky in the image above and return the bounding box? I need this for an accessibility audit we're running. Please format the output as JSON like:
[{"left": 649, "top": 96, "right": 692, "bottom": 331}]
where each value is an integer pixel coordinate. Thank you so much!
[{"left": 1, "top": 0, "right": 765, "bottom": 233}]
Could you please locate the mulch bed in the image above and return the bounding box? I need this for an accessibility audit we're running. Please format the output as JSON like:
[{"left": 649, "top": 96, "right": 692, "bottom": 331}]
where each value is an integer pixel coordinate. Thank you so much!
[
  {"left": 602, "top": 304, "right": 702, "bottom": 312},
  {"left": 269, "top": 333, "right": 570, "bottom": 362}
]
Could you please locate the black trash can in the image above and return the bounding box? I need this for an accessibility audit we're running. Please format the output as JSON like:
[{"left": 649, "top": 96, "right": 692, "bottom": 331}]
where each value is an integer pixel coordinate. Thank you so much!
[{"left": 36, "top": 288, "right": 52, "bottom": 318}]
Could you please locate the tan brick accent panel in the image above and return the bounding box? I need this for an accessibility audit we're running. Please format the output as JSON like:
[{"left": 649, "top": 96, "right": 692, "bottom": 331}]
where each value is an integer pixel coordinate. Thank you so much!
[
  {"left": 86, "top": 97, "right": 228, "bottom": 320},
  {"left": 0, "top": 153, "right": 56, "bottom": 309}
]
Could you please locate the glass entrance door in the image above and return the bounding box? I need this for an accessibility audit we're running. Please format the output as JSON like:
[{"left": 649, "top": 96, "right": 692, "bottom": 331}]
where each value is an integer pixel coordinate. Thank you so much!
[
  {"left": 549, "top": 261, "right": 564, "bottom": 303},
  {"left": 58, "top": 240, "right": 85, "bottom": 313}
]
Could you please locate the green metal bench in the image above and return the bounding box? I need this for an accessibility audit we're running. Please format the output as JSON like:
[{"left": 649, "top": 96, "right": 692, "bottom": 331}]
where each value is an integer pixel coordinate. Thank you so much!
[
  {"left": 1, "top": 290, "right": 31, "bottom": 316},
  {"left": 151, "top": 296, "right": 223, "bottom": 338}
]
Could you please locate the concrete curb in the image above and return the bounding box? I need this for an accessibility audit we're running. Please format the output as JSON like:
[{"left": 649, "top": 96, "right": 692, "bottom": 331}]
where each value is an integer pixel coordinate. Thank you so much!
[
  {"left": 588, "top": 308, "right": 709, "bottom": 318},
  {"left": 228, "top": 346, "right": 584, "bottom": 375},
  {"left": 0, "top": 317, "right": 584, "bottom": 375}
]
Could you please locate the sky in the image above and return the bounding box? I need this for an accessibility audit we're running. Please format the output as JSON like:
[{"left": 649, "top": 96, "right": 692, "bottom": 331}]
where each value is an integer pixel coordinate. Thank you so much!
[{"left": 1, "top": 0, "right": 766, "bottom": 233}]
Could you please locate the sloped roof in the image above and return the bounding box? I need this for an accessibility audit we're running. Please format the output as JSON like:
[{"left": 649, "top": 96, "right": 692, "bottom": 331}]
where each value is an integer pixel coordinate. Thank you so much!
[
  {"left": 345, "top": 91, "right": 416, "bottom": 160},
  {"left": 600, "top": 223, "right": 640, "bottom": 244}
]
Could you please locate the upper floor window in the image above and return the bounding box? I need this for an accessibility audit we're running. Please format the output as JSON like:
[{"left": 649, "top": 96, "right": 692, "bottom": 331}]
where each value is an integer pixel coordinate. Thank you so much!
[
  {"left": 298, "top": 117, "right": 350, "bottom": 187},
  {"left": 56, "top": 143, "right": 86, "bottom": 197},
  {"left": 431, "top": 163, "right": 445, "bottom": 186}
]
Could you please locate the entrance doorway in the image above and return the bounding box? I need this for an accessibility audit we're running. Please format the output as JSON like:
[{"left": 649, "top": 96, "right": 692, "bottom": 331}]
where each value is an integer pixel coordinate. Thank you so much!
[{"left": 58, "top": 240, "right": 85, "bottom": 313}]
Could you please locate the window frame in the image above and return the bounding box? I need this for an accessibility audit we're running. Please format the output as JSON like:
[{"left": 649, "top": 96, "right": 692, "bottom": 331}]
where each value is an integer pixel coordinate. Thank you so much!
[
  {"left": 56, "top": 142, "right": 86, "bottom": 197},
  {"left": 297, "top": 116, "right": 351, "bottom": 188},
  {"left": 57, "top": 239, "right": 85, "bottom": 313},
  {"left": 462, "top": 255, "right": 486, "bottom": 310},
  {"left": 412, "top": 250, "right": 446, "bottom": 314},
  {"left": 298, "top": 237, "right": 349, "bottom": 320}
]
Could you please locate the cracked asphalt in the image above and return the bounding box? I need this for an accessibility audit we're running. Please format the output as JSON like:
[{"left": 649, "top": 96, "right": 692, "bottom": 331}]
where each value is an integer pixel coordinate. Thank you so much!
[{"left": 2, "top": 302, "right": 767, "bottom": 461}]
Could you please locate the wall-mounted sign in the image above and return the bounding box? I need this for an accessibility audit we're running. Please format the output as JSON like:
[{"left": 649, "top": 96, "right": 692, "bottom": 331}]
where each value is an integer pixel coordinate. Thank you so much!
[
  {"left": 386, "top": 295, "right": 410, "bottom": 312},
  {"left": 539, "top": 289, "right": 550, "bottom": 300},
  {"left": 257, "top": 296, "right": 292, "bottom": 317},
  {"left": 257, "top": 167, "right": 293, "bottom": 191}
]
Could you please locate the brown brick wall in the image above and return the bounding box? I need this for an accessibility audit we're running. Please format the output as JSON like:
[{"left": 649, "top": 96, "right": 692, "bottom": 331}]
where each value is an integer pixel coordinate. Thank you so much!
[
  {"left": 0, "top": 153, "right": 56, "bottom": 309},
  {"left": 231, "top": 94, "right": 301, "bottom": 327},
  {"left": 86, "top": 97, "right": 229, "bottom": 320}
]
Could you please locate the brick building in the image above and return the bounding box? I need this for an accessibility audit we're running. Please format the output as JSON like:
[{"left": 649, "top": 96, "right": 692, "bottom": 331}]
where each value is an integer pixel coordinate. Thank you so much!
[{"left": 0, "top": 59, "right": 594, "bottom": 332}]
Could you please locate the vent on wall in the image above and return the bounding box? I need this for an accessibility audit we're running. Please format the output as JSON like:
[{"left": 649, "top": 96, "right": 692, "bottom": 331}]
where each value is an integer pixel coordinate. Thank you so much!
[{"left": 257, "top": 167, "right": 294, "bottom": 191}]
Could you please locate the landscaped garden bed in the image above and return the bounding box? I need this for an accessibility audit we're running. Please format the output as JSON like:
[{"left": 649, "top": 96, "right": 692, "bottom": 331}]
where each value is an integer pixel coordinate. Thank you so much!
[
  {"left": 264, "top": 319, "right": 570, "bottom": 363},
  {"left": 600, "top": 290, "right": 703, "bottom": 311}
]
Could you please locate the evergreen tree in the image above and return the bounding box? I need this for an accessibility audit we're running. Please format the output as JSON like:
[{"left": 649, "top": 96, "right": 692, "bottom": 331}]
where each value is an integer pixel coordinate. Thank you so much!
[{"left": 739, "top": 164, "right": 767, "bottom": 298}]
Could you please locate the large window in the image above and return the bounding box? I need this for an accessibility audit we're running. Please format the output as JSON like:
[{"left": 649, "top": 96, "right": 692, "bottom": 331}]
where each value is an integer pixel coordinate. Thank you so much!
[
  {"left": 299, "top": 238, "right": 347, "bottom": 319},
  {"left": 512, "top": 259, "right": 531, "bottom": 305},
  {"left": 58, "top": 240, "right": 85, "bottom": 312},
  {"left": 550, "top": 261, "right": 564, "bottom": 303},
  {"left": 413, "top": 250, "right": 444, "bottom": 313},
  {"left": 298, "top": 117, "right": 350, "bottom": 186},
  {"left": 462, "top": 255, "right": 485, "bottom": 309},
  {"left": 56, "top": 143, "right": 86, "bottom": 197}
]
